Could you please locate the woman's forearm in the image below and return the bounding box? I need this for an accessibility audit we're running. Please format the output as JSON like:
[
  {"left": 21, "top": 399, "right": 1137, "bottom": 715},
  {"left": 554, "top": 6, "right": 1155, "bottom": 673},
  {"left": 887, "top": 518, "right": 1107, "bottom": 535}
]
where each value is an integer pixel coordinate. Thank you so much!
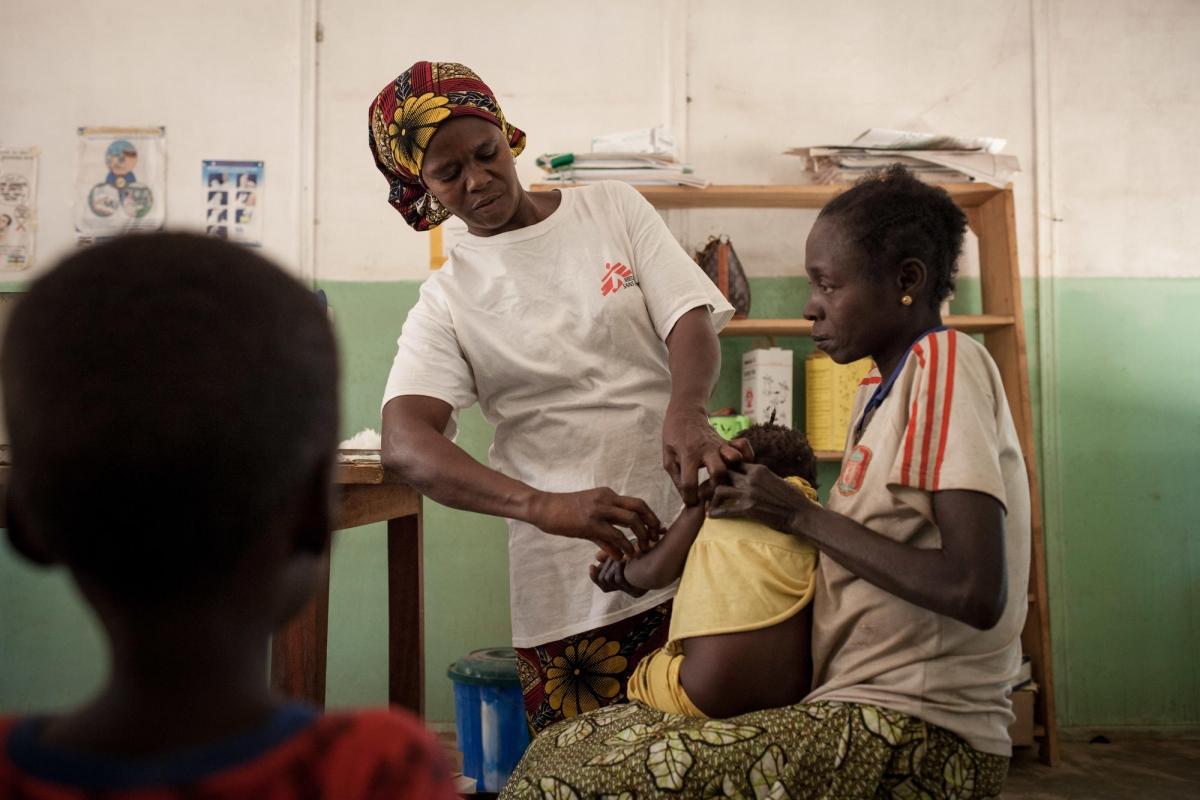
[
  {"left": 711, "top": 466, "right": 1007, "bottom": 629},
  {"left": 662, "top": 307, "right": 752, "bottom": 505},
  {"left": 384, "top": 420, "right": 540, "bottom": 522},
  {"left": 665, "top": 306, "right": 721, "bottom": 414},
  {"left": 788, "top": 497, "right": 1006, "bottom": 629},
  {"left": 383, "top": 396, "right": 662, "bottom": 559}
]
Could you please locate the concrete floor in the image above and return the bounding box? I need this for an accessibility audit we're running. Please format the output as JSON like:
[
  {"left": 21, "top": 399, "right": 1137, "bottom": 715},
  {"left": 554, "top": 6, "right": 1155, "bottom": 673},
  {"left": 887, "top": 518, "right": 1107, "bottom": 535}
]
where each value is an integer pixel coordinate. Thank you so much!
[{"left": 1004, "top": 739, "right": 1200, "bottom": 798}]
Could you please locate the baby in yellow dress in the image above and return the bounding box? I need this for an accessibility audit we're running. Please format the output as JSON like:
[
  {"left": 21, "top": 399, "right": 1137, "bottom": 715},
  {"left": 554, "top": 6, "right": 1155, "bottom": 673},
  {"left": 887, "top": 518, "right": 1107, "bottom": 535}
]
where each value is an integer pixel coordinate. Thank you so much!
[{"left": 590, "top": 423, "right": 820, "bottom": 718}]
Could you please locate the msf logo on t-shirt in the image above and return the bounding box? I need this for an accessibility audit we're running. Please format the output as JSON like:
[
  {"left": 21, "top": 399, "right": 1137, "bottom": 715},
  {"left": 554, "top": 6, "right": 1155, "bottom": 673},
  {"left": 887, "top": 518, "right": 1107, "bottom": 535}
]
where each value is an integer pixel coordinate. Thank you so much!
[{"left": 601, "top": 261, "right": 637, "bottom": 296}]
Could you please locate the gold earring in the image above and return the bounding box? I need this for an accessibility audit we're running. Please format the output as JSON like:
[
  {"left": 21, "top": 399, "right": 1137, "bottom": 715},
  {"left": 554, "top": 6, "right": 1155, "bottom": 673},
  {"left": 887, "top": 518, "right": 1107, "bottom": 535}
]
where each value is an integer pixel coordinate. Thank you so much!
[{"left": 901, "top": 295, "right": 913, "bottom": 306}]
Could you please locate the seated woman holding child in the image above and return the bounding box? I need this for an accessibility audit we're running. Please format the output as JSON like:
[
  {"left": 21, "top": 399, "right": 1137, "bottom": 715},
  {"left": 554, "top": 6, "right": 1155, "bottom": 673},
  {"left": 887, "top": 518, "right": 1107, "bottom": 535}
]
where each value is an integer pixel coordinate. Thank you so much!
[{"left": 500, "top": 166, "right": 1030, "bottom": 800}]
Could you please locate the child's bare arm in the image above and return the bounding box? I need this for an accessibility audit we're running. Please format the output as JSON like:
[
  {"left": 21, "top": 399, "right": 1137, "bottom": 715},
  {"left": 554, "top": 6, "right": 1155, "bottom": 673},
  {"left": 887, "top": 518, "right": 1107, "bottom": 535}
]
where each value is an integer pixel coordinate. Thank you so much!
[
  {"left": 590, "top": 503, "right": 707, "bottom": 594},
  {"left": 624, "top": 504, "right": 706, "bottom": 588}
]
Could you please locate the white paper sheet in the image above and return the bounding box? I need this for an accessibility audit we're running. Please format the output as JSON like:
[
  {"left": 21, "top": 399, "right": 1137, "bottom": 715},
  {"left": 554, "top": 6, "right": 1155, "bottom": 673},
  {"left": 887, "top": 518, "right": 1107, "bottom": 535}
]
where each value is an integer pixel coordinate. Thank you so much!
[{"left": 850, "top": 128, "right": 1007, "bottom": 154}]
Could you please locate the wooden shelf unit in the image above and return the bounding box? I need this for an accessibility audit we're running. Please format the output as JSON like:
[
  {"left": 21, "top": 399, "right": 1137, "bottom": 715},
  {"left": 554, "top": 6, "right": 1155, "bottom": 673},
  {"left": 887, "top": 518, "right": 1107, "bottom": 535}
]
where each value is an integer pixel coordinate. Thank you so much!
[
  {"left": 718, "top": 314, "right": 1016, "bottom": 339},
  {"left": 574, "top": 181, "right": 1060, "bottom": 765},
  {"left": 533, "top": 182, "right": 1004, "bottom": 210}
]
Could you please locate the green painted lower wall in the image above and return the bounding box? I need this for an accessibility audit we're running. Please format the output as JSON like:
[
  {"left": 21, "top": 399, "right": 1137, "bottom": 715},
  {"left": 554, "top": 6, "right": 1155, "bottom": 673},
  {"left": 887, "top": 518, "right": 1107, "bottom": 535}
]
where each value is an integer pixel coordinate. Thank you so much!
[
  {"left": 317, "top": 282, "right": 512, "bottom": 719},
  {"left": 1, "top": 275, "right": 1196, "bottom": 730},
  {"left": 1040, "top": 278, "right": 1200, "bottom": 729},
  {"left": 0, "top": 552, "right": 105, "bottom": 706}
]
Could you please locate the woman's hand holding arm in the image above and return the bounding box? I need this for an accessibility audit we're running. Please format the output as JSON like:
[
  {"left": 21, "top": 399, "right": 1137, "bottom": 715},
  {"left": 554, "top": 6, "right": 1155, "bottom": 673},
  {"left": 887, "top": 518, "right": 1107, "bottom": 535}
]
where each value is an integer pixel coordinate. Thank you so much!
[
  {"left": 709, "top": 464, "right": 1007, "bottom": 629},
  {"left": 590, "top": 501, "right": 708, "bottom": 595},
  {"left": 662, "top": 307, "right": 753, "bottom": 505},
  {"left": 383, "top": 396, "right": 662, "bottom": 560}
]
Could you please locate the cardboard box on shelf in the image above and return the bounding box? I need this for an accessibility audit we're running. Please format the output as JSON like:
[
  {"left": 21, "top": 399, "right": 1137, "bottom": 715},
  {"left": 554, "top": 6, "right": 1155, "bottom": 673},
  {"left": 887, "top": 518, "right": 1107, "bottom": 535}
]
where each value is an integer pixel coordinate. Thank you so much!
[
  {"left": 742, "top": 348, "right": 793, "bottom": 428},
  {"left": 1009, "top": 686, "right": 1037, "bottom": 747}
]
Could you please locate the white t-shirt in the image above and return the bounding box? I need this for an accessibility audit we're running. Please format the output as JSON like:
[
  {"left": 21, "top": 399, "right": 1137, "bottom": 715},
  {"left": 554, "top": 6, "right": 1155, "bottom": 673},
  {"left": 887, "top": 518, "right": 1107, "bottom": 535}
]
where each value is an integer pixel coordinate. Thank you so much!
[
  {"left": 805, "top": 329, "right": 1031, "bottom": 757},
  {"left": 383, "top": 181, "right": 734, "bottom": 647}
]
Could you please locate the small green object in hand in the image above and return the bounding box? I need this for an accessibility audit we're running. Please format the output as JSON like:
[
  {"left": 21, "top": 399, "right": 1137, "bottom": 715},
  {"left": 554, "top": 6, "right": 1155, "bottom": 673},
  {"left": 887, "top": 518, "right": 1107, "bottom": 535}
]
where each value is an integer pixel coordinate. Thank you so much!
[{"left": 709, "top": 414, "right": 750, "bottom": 441}]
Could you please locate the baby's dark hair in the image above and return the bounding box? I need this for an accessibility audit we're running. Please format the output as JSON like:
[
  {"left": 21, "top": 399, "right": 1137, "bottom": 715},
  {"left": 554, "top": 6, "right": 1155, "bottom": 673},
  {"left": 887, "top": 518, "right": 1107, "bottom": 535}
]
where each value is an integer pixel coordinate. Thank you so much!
[
  {"left": 2, "top": 232, "right": 338, "bottom": 605},
  {"left": 737, "top": 423, "right": 818, "bottom": 488},
  {"left": 817, "top": 164, "right": 967, "bottom": 310}
]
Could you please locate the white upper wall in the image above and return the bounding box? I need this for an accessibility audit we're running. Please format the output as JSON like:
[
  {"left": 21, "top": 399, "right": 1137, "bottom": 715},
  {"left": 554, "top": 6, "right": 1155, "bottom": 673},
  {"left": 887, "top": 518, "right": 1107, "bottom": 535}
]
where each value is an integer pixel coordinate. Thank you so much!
[
  {"left": 4, "top": 1, "right": 1198, "bottom": 283},
  {"left": 0, "top": 0, "right": 306, "bottom": 278},
  {"left": 315, "top": 0, "right": 1036, "bottom": 282},
  {"left": 1048, "top": 0, "right": 1200, "bottom": 278},
  {"left": 315, "top": 0, "right": 674, "bottom": 282},
  {"left": 682, "top": 0, "right": 1033, "bottom": 280}
]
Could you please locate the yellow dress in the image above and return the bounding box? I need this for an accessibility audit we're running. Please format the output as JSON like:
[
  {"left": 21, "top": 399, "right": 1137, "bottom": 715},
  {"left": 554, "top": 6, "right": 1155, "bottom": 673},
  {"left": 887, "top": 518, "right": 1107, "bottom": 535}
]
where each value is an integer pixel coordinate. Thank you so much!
[{"left": 628, "top": 477, "right": 820, "bottom": 716}]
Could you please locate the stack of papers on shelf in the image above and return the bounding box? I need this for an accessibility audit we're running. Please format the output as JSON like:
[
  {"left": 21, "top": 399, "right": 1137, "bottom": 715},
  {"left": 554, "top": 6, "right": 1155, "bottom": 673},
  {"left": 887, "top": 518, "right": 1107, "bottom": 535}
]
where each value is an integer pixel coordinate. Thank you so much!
[
  {"left": 537, "top": 152, "right": 709, "bottom": 188},
  {"left": 787, "top": 128, "right": 1020, "bottom": 187},
  {"left": 538, "top": 126, "right": 708, "bottom": 188},
  {"left": 591, "top": 125, "right": 677, "bottom": 155}
]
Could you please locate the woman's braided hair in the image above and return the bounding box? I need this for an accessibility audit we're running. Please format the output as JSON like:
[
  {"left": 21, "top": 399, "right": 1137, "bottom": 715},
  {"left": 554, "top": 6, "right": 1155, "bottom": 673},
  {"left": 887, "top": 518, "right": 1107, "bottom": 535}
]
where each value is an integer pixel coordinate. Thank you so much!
[{"left": 817, "top": 164, "right": 968, "bottom": 309}]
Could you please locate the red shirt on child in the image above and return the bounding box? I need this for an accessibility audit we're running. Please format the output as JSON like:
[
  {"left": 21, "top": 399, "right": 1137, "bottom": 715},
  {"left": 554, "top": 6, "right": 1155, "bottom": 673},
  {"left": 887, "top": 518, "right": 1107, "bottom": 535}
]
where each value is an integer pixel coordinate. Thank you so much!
[{"left": 0, "top": 704, "right": 459, "bottom": 799}]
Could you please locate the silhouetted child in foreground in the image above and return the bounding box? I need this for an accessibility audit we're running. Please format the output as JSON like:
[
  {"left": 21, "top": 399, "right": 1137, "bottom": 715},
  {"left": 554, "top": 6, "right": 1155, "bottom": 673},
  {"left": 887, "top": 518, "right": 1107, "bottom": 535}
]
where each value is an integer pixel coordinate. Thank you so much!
[
  {"left": 591, "top": 423, "right": 820, "bottom": 718},
  {"left": 0, "top": 233, "right": 457, "bottom": 798}
]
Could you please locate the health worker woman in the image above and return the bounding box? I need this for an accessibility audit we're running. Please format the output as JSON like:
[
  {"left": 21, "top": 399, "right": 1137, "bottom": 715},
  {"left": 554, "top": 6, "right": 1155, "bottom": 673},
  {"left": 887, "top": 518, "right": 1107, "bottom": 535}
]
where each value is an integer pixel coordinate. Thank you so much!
[{"left": 368, "top": 61, "right": 744, "bottom": 733}]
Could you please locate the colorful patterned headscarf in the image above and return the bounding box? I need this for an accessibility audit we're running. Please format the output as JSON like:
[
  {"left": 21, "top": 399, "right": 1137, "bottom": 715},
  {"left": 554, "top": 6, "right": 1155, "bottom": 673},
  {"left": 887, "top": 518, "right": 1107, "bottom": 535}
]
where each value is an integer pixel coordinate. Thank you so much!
[{"left": 368, "top": 61, "right": 526, "bottom": 231}]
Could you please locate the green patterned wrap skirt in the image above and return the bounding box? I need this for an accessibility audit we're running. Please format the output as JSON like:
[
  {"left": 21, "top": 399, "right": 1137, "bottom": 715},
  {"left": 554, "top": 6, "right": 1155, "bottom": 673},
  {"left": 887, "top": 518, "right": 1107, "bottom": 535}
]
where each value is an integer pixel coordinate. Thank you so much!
[{"left": 500, "top": 699, "right": 1008, "bottom": 799}]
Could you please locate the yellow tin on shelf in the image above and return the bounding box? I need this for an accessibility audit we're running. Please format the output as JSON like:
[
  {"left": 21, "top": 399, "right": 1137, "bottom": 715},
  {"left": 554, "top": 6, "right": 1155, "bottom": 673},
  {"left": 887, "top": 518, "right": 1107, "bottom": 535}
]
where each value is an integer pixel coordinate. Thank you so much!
[{"left": 804, "top": 352, "right": 872, "bottom": 452}]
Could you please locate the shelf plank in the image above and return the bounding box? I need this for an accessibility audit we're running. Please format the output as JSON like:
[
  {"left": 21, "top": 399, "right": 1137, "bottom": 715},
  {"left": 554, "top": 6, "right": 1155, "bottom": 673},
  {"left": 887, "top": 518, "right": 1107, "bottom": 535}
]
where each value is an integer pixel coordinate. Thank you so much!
[
  {"left": 815, "top": 450, "right": 843, "bottom": 462},
  {"left": 530, "top": 183, "right": 1004, "bottom": 209},
  {"left": 719, "top": 314, "right": 1015, "bottom": 338}
]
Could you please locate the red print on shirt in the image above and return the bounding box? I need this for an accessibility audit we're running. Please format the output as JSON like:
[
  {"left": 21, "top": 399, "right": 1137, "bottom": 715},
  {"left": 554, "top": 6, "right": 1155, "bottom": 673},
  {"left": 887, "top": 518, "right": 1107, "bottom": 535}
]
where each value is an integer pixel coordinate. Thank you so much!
[
  {"left": 836, "top": 444, "right": 872, "bottom": 496},
  {"left": 601, "top": 262, "right": 636, "bottom": 296}
]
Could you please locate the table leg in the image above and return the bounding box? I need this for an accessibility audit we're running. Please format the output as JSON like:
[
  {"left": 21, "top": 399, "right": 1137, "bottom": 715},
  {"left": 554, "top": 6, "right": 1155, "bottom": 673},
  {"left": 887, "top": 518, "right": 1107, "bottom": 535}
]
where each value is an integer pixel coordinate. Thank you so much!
[
  {"left": 270, "top": 554, "right": 331, "bottom": 706},
  {"left": 388, "top": 511, "right": 425, "bottom": 715}
]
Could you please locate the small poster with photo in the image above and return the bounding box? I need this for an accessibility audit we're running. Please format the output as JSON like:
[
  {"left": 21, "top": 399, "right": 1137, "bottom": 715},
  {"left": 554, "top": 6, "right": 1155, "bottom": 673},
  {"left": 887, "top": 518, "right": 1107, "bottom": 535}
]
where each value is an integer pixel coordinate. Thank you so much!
[
  {"left": 0, "top": 147, "right": 38, "bottom": 271},
  {"left": 75, "top": 127, "right": 166, "bottom": 241},
  {"left": 202, "top": 160, "right": 263, "bottom": 245}
]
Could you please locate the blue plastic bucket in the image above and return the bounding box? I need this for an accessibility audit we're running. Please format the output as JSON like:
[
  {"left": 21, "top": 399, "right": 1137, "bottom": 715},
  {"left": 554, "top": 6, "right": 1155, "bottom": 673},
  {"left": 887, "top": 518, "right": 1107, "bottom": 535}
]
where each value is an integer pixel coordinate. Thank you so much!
[{"left": 448, "top": 647, "right": 530, "bottom": 791}]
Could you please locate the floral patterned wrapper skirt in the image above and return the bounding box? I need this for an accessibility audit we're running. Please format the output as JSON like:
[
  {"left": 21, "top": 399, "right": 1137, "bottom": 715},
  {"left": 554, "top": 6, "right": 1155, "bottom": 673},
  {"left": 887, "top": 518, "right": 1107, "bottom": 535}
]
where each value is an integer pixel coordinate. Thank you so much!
[
  {"left": 500, "top": 699, "right": 1009, "bottom": 799},
  {"left": 515, "top": 601, "right": 673, "bottom": 735}
]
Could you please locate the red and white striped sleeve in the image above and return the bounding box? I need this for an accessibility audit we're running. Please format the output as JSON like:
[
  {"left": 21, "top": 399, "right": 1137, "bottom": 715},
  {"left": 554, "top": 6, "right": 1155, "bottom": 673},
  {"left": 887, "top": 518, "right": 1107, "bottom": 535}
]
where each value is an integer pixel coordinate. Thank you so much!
[{"left": 888, "top": 330, "right": 1008, "bottom": 507}]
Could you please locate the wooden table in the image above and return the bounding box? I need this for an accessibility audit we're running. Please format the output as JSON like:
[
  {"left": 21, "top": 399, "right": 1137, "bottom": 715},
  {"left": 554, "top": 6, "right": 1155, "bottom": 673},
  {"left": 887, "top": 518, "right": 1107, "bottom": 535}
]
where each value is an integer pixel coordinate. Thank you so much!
[
  {"left": 270, "top": 454, "right": 424, "bottom": 714},
  {"left": 0, "top": 448, "right": 424, "bottom": 716}
]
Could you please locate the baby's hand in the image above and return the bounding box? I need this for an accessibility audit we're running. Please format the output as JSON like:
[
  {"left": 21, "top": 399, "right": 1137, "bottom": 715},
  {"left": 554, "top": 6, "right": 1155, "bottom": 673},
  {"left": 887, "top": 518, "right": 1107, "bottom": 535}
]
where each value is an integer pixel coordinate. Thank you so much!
[{"left": 589, "top": 555, "right": 648, "bottom": 598}]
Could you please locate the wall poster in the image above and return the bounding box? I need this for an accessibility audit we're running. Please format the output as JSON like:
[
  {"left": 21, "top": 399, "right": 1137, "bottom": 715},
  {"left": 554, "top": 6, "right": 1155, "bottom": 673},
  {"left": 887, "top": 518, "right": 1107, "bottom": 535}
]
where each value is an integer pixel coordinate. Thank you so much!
[
  {"left": 202, "top": 160, "right": 263, "bottom": 246},
  {"left": 0, "top": 148, "right": 38, "bottom": 270},
  {"left": 75, "top": 126, "right": 166, "bottom": 241}
]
